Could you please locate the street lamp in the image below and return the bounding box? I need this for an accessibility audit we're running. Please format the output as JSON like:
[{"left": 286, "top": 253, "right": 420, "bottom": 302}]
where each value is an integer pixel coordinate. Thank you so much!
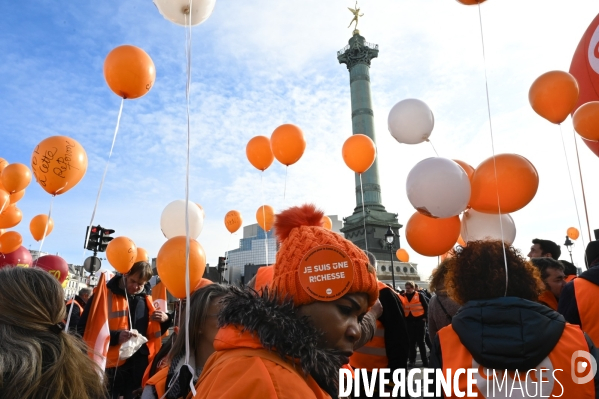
[
  {"left": 385, "top": 225, "right": 396, "bottom": 290},
  {"left": 564, "top": 236, "right": 574, "bottom": 264}
]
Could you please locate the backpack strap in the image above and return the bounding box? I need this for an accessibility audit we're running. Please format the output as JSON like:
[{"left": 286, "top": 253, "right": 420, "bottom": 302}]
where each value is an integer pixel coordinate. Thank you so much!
[{"left": 435, "top": 296, "right": 453, "bottom": 322}]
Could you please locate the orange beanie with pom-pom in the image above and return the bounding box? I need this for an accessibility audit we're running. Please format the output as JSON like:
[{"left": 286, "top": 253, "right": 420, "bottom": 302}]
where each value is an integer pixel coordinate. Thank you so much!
[{"left": 271, "top": 204, "right": 378, "bottom": 307}]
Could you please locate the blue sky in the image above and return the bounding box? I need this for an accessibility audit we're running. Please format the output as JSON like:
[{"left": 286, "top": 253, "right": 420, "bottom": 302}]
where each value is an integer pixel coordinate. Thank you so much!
[{"left": 1, "top": 0, "right": 598, "bottom": 280}]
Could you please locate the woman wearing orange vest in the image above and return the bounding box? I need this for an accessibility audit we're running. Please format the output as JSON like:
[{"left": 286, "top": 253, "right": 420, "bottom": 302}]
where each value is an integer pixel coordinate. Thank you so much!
[
  {"left": 430, "top": 241, "right": 599, "bottom": 398},
  {"left": 77, "top": 261, "right": 173, "bottom": 399},
  {"left": 189, "top": 204, "right": 379, "bottom": 399},
  {"left": 142, "top": 283, "right": 228, "bottom": 399},
  {"left": 401, "top": 281, "right": 429, "bottom": 368}
]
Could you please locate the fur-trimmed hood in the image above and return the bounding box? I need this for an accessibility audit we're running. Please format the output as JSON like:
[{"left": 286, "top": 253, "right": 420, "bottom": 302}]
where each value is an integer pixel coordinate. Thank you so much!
[{"left": 217, "top": 286, "right": 345, "bottom": 397}]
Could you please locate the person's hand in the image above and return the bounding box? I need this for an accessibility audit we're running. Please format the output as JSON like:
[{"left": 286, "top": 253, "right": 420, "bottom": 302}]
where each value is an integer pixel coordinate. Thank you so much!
[
  {"left": 118, "top": 330, "right": 134, "bottom": 344},
  {"left": 150, "top": 310, "right": 169, "bottom": 323},
  {"left": 369, "top": 299, "right": 383, "bottom": 319}
]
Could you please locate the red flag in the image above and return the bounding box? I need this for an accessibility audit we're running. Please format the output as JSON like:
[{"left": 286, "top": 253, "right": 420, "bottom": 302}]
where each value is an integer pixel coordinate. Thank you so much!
[{"left": 82, "top": 272, "right": 110, "bottom": 372}]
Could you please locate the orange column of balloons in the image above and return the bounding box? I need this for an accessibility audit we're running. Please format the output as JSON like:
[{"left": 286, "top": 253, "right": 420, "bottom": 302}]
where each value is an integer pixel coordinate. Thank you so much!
[
  {"left": 256, "top": 205, "right": 275, "bottom": 232},
  {"left": 321, "top": 216, "right": 333, "bottom": 230},
  {"left": 1, "top": 163, "right": 31, "bottom": 194},
  {"left": 9, "top": 190, "right": 25, "bottom": 204},
  {"left": 30, "top": 215, "right": 54, "bottom": 241},
  {"left": 0, "top": 205, "right": 22, "bottom": 229},
  {"left": 31, "top": 136, "right": 88, "bottom": 196},
  {"left": 567, "top": 227, "right": 580, "bottom": 240},
  {"left": 225, "top": 210, "right": 243, "bottom": 234},
  {"left": 104, "top": 45, "right": 156, "bottom": 100},
  {"left": 0, "top": 231, "right": 22, "bottom": 254},
  {"left": 396, "top": 248, "right": 409, "bottom": 262},
  {"left": 0, "top": 159, "right": 7, "bottom": 173},
  {"left": 156, "top": 237, "right": 206, "bottom": 299},
  {"left": 453, "top": 160, "right": 474, "bottom": 182},
  {"left": 529, "top": 71, "right": 579, "bottom": 124},
  {"left": 106, "top": 237, "right": 137, "bottom": 274},
  {"left": 405, "top": 212, "right": 461, "bottom": 257},
  {"left": 270, "top": 124, "right": 306, "bottom": 166},
  {"left": 342, "top": 134, "right": 376, "bottom": 174},
  {"left": 246, "top": 136, "right": 275, "bottom": 171},
  {"left": 469, "top": 154, "right": 539, "bottom": 214},
  {"left": 0, "top": 190, "right": 8, "bottom": 212},
  {"left": 135, "top": 247, "right": 150, "bottom": 263},
  {"left": 573, "top": 101, "right": 599, "bottom": 141}
]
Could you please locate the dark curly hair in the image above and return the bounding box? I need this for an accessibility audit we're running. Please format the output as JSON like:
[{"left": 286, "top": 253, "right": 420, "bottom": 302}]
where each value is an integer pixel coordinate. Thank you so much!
[{"left": 445, "top": 240, "right": 544, "bottom": 305}]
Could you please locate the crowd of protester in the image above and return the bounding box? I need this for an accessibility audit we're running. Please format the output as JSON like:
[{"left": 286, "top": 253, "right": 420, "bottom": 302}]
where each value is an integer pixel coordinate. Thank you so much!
[{"left": 1, "top": 204, "right": 599, "bottom": 398}]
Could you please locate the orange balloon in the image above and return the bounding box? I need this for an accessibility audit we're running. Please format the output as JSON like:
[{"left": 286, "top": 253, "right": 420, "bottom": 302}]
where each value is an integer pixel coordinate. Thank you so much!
[
  {"left": 256, "top": 205, "right": 275, "bottom": 232},
  {"left": 104, "top": 45, "right": 156, "bottom": 99},
  {"left": 0, "top": 229, "right": 4, "bottom": 236},
  {"left": 0, "top": 158, "right": 8, "bottom": 174},
  {"left": 0, "top": 190, "right": 9, "bottom": 213},
  {"left": 0, "top": 231, "right": 22, "bottom": 254},
  {"left": 457, "top": 234, "right": 466, "bottom": 247},
  {"left": 453, "top": 160, "right": 474, "bottom": 182},
  {"left": 396, "top": 248, "right": 409, "bottom": 262},
  {"left": 567, "top": 227, "right": 580, "bottom": 240},
  {"left": 573, "top": 101, "right": 599, "bottom": 141},
  {"left": 1, "top": 163, "right": 31, "bottom": 194},
  {"left": 457, "top": 0, "right": 486, "bottom": 4},
  {"left": 405, "top": 212, "right": 461, "bottom": 257},
  {"left": 9, "top": 189, "right": 25, "bottom": 204},
  {"left": 156, "top": 236, "right": 206, "bottom": 299},
  {"left": 246, "top": 136, "right": 274, "bottom": 171},
  {"left": 342, "top": 134, "right": 376, "bottom": 174},
  {"left": 0, "top": 205, "right": 22, "bottom": 229},
  {"left": 31, "top": 136, "right": 88, "bottom": 196},
  {"left": 106, "top": 236, "right": 137, "bottom": 274},
  {"left": 135, "top": 247, "right": 150, "bottom": 263},
  {"left": 322, "top": 215, "right": 333, "bottom": 230},
  {"left": 470, "top": 154, "right": 539, "bottom": 214},
  {"left": 29, "top": 214, "right": 54, "bottom": 241},
  {"left": 270, "top": 124, "right": 306, "bottom": 166},
  {"left": 529, "top": 71, "right": 579, "bottom": 124},
  {"left": 225, "top": 210, "right": 243, "bottom": 234}
]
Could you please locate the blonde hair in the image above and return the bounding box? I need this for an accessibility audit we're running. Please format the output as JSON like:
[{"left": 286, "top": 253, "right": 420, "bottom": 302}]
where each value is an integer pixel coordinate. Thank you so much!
[
  {"left": 0, "top": 267, "right": 106, "bottom": 399},
  {"left": 429, "top": 259, "right": 452, "bottom": 293}
]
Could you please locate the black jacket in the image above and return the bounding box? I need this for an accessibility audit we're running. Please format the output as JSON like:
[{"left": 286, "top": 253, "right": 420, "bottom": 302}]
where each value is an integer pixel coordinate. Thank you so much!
[
  {"left": 430, "top": 297, "right": 599, "bottom": 398},
  {"left": 65, "top": 295, "right": 86, "bottom": 333},
  {"left": 378, "top": 287, "right": 410, "bottom": 371},
  {"left": 77, "top": 275, "right": 172, "bottom": 359},
  {"left": 558, "top": 266, "right": 599, "bottom": 326}
]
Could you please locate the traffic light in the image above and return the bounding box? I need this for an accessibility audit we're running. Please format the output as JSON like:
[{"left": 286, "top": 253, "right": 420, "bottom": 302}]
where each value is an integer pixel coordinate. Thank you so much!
[
  {"left": 98, "top": 227, "right": 115, "bottom": 252},
  {"left": 85, "top": 225, "right": 101, "bottom": 251}
]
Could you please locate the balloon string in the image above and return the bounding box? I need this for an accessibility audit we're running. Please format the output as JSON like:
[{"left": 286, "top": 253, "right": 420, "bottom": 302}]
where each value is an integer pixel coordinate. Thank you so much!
[
  {"left": 558, "top": 124, "right": 587, "bottom": 263},
  {"left": 572, "top": 128, "right": 592, "bottom": 262},
  {"left": 34, "top": 195, "right": 54, "bottom": 266},
  {"left": 428, "top": 140, "right": 439, "bottom": 157},
  {"left": 261, "top": 173, "right": 269, "bottom": 268},
  {"left": 183, "top": 7, "right": 195, "bottom": 396},
  {"left": 283, "top": 166, "right": 288, "bottom": 208},
  {"left": 477, "top": 2, "right": 508, "bottom": 296},
  {"left": 359, "top": 174, "right": 368, "bottom": 253},
  {"left": 225, "top": 233, "right": 232, "bottom": 284}
]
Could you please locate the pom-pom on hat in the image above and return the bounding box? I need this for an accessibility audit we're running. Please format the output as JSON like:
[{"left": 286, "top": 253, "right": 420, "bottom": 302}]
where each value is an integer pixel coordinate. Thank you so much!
[{"left": 271, "top": 204, "right": 378, "bottom": 307}]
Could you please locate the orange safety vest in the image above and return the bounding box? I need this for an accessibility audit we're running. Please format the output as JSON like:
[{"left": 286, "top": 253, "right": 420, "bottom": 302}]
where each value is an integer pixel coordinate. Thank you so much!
[
  {"left": 64, "top": 299, "right": 84, "bottom": 322},
  {"left": 402, "top": 291, "right": 424, "bottom": 317},
  {"left": 565, "top": 275, "right": 577, "bottom": 283},
  {"left": 538, "top": 290, "right": 558, "bottom": 311},
  {"left": 438, "top": 324, "right": 595, "bottom": 398},
  {"left": 255, "top": 265, "right": 274, "bottom": 293},
  {"left": 350, "top": 281, "right": 388, "bottom": 370},
  {"left": 106, "top": 292, "right": 163, "bottom": 368},
  {"left": 574, "top": 278, "right": 599, "bottom": 345},
  {"left": 144, "top": 366, "right": 168, "bottom": 398}
]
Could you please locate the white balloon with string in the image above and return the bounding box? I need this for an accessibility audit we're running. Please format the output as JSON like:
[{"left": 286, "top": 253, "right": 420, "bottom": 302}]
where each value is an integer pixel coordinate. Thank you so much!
[
  {"left": 153, "top": 0, "right": 216, "bottom": 26},
  {"left": 388, "top": 99, "right": 434, "bottom": 145},
  {"left": 461, "top": 210, "right": 516, "bottom": 245},
  {"left": 161, "top": 200, "right": 204, "bottom": 239},
  {"left": 406, "top": 157, "right": 471, "bottom": 218}
]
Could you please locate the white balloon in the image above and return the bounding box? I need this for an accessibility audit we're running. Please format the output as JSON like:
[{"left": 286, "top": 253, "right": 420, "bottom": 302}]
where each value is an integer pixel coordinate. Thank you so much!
[
  {"left": 406, "top": 157, "right": 471, "bottom": 218},
  {"left": 153, "top": 0, "right": 216, "bottom": 27},
  {"left": 461, "top": 210, "right": 516, "bottom": 245},
  {"left": 388, "top": 98, "right": 434, "bottom": 145},
  {"left": 160, "top": 200, "right": 204, "bottom": 239}
]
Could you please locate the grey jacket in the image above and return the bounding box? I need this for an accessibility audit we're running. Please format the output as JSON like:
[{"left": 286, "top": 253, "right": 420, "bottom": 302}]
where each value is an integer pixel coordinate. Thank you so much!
[{"left": 427, "top": 291, "right": 460, "bottom": 341}]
